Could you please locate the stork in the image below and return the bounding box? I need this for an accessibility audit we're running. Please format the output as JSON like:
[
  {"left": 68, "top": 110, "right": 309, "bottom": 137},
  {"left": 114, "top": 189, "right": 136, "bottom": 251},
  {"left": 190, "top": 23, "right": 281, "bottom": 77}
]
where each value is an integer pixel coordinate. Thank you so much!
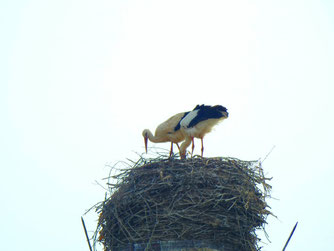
[
  {"left": 179, "top": 104, "right": 229, "bottom": 157},
  {"left": 142, "top": 111, "right": 191, "bottom": 157}
]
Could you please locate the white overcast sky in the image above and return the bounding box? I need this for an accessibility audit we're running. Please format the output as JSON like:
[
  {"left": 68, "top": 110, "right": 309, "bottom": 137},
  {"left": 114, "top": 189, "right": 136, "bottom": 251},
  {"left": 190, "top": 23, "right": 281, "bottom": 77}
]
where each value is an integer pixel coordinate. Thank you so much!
[{"left": 1, "top": 0, "right": 334, "bottom": 250}]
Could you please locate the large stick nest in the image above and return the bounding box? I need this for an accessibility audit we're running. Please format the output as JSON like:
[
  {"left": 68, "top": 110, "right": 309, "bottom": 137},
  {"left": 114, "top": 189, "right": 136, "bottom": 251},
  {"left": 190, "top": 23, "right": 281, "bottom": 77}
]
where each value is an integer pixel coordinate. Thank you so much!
[{"left": 94, "top": 155, "right": 272, "bottom": 251}]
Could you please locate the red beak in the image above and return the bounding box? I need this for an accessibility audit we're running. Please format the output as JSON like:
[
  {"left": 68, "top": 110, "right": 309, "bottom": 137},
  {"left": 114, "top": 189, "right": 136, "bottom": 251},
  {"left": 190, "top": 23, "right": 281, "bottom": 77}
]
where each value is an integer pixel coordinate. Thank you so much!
[{"left": 144, "top": 137, "right": 148, "bottom": 153}]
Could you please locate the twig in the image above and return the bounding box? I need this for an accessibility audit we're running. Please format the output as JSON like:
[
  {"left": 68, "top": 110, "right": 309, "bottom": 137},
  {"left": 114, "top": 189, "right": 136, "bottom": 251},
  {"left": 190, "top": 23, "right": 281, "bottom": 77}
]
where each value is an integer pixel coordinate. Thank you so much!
[{"left": 262, "top": 145, "right": 276, "bottom": 163}]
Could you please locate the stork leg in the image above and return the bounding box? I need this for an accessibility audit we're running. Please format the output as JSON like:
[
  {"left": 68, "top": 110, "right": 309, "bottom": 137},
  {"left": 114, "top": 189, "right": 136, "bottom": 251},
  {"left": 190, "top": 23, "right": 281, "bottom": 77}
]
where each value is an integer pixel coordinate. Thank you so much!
[
  {"left": 191, "top": 137, "right": 195, "bottom": 157},
  {"left": 176, "top": 143, "right": 183, "bottom": 158},
  {"left": 175, "top": 143, "right": 182, "bottom": 158},
  {"left": 201, "top": 137, "right": 204, "bottom": 157},
  {"left": 169, "top": 142, "right": 174, "bottom": 157}
]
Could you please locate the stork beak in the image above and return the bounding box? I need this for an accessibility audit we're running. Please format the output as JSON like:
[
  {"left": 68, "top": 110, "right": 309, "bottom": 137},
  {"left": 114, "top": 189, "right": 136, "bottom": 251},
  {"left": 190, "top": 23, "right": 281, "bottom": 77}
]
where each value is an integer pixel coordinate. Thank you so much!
[{"left": 144, "top": 136, "right": 148, "bottom": 153}]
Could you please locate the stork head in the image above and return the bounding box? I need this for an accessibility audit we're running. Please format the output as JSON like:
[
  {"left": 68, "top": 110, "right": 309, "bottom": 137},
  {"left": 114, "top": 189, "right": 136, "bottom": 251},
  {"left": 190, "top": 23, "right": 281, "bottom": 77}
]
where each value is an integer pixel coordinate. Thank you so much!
[{"left": 142, "top": 129, "right": 150, "bottom": 153}]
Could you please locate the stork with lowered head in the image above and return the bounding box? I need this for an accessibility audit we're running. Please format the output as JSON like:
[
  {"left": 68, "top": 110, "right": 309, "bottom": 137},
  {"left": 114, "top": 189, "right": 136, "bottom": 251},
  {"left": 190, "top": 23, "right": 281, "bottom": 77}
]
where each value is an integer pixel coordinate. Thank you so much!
[{"left": 142, "top": 110, "right": 191, "bottom": 157}]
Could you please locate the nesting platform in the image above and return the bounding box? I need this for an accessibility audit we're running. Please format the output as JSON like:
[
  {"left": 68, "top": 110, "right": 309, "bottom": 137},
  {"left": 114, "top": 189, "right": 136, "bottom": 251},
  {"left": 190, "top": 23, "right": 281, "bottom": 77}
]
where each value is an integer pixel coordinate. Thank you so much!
[{"left": 94, "top": 156, "right": 272, "bottom": 251}]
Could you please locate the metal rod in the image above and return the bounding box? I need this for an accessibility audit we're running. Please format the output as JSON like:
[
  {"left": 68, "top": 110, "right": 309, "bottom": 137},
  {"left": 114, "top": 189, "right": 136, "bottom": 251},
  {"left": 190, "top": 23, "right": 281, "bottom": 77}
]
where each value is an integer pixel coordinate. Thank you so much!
[
  {"left": 81, "top": 216, "right": 93, "bottom": 251},
  {"left": 282, "top": 221, "right": 298, "bottom": 251}
]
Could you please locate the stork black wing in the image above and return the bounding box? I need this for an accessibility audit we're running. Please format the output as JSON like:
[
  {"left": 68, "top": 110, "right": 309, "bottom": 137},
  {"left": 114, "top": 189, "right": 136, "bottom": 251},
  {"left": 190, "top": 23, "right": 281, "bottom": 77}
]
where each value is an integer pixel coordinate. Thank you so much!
[
  {"left": 174, "top": 111, "right": 190, "bottom": 131},
  {"left": 188, "top": 105, "right": 226, "bottom": 128}
]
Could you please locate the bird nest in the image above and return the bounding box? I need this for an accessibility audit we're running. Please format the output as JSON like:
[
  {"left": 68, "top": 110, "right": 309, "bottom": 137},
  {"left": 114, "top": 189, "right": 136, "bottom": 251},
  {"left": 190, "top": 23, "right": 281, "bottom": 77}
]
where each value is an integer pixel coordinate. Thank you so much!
[{"left": 93, "top": 155, "right": 272, "bottom": 251}]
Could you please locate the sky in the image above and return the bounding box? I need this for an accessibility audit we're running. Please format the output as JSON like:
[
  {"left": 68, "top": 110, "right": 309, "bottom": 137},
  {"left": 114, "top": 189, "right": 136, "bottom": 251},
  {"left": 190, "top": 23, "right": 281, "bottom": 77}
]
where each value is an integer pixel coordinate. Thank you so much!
[{"left": 1, "top": 0, "right": 334, "bottom": 250}]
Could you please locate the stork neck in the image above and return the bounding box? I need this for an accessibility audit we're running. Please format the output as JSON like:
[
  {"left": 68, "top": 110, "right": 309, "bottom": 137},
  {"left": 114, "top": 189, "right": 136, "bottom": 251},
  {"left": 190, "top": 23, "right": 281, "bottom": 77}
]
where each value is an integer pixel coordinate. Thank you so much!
[
  {"left": 180, "top": 136, "right": 192, "bottom": 157},
  {"left": 145, "top": 130, "right": 165, "bottom": 143}
]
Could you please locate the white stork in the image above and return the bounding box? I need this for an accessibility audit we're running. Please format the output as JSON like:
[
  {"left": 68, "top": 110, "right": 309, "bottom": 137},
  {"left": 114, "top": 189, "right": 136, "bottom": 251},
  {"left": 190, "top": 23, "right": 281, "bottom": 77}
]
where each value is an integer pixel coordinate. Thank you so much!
[
  {"left": 179, "top": 104, "right": 229, "bottom": 157},
  {"left": 142, "top": 111, "right": 192, "bottom": 157}
]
